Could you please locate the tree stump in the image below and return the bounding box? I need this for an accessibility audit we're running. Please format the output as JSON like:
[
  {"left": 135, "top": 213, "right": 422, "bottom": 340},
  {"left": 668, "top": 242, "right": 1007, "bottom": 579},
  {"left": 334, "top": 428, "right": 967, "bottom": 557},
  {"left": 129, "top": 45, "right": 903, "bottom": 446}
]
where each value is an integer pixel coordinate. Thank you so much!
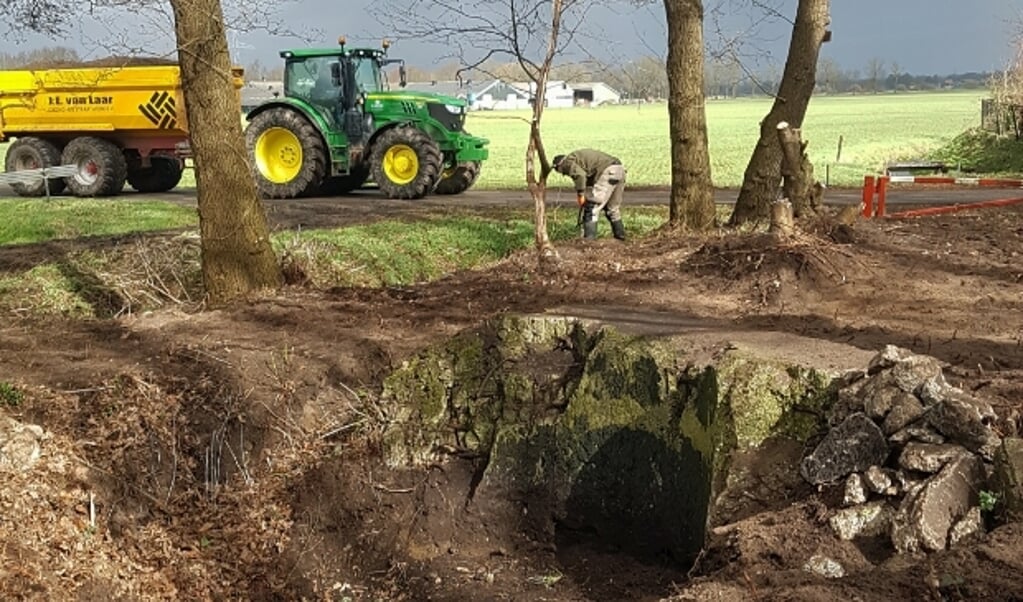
[
  {"left": 769, "top": 198, "right": 795, "bottom": 239},
  {"left": 776, "top": 121, "right": 823, "bottom": 218}
]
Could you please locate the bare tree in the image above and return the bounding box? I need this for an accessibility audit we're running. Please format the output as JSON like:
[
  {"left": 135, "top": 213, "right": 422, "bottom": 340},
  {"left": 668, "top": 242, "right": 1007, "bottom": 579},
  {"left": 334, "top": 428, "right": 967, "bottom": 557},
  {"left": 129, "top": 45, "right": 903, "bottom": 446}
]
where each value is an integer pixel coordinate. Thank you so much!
[
  {"left": 381, "top": 0, "right": 598, "bottom": 260},
  {"left": 865, "top": 57, "right": 885, "bottom": 93},
  {"left": 728, "top": 0, "right": 830, "bottom": 225},
  {"left": 0, "top": 0, "right": 284, "bottom": 304},
  {"left": 664, "top": 0, "right": 715, "bottom": 229},
  {"left": 0, "top": 46, "right": 81, "bottom": 68},
  {"left": 991, "top": 33, "right": 1023, "bottom": 139},
  {"left": 816, "top": 56, "right": 838, "bottom": 93}
]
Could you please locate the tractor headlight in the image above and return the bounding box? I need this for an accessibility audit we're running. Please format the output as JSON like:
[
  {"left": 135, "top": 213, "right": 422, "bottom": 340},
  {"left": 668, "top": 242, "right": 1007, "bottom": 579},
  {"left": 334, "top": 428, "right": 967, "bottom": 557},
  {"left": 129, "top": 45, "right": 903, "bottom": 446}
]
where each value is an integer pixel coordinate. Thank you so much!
[{"left": 444, "top": 104, "right": 464, "bottom": 115}]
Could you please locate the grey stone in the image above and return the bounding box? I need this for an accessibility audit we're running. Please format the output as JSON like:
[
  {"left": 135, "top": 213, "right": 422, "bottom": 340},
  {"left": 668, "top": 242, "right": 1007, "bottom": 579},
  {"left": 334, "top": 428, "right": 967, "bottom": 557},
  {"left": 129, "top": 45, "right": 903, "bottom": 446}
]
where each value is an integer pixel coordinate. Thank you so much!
[
  {"left": 866, "top": 346, "right": 945, "bottom": 392},
  {"left": 894, "top": 470, "right": 927, "bottom": 496},
  {"left": 898, "top": 442, "right": 970, "bottom": 474},
  {"left": 918, "top": 375, "right": 951, "bottom": 406},
  {"left": 990, "top": 437, "right": 1023, "bottom": 522},
  {"left": 890, "top": 423, "right": 947, "bottom": 446},
  {"left": 801, "top": 413, "right": 890, "bottom": 485},
  {"left": 0, "top": 417, "right": 45, "bottom": 472},
  {"left": 830, "top": 501, "right": 894, "bottom": 540},
  {"left": 948, "top": 506, "right": 983, "bottom": 547},
  {"left": 925, "top": 387, "right": 1000, "bottom": 455},
  {"left": 866, "top": 345, "right": 913, "bottom": 375},
  {"left": 863, "top": 465, "right": 896, "bottom": 495},
  {"left": 882, "top": 393, "right": 926, "bottom": 435},
  {"left": 862, "top": 383, "right": 904, "bottom": 421},
  {"left": 889, "top": 355, "right": 945, "bottom": 395},
  {"left": 803, "top": 554, "right": 846, "bottom": 579},
  {"left": 890, "top": 485, "right": 924, "bottom": 554},
  {"left": 844, "top": 473, "right": 868, "bottom": 505},
  {"left": 890, "top": 455, "right": 986, "bottom": 553}
]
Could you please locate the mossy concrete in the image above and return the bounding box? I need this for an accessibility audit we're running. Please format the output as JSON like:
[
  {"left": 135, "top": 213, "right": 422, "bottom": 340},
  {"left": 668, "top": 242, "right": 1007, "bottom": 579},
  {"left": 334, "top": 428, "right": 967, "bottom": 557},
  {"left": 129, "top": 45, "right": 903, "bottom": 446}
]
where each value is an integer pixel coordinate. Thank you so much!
[{"left": 379, "top": 315, "right": 838, "bottom": 561}]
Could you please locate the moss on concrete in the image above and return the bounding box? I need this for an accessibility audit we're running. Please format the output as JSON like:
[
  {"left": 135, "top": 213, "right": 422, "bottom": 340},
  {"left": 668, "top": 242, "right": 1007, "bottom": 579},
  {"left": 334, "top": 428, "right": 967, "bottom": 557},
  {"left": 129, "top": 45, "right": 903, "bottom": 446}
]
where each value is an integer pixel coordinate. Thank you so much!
[
  {"left": 715, "top": 350, "right": 835, "bottom": 450},
  {"left": 379, "top": 315, "right": 840, "bottom": 559}
]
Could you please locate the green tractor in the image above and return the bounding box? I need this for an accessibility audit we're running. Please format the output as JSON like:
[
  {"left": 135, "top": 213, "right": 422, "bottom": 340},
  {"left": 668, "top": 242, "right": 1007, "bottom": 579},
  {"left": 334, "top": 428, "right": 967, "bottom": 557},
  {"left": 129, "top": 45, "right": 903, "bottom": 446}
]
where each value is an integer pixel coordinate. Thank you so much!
[{"left": 244, "top": 38, "right": 489, "bottom": 200}]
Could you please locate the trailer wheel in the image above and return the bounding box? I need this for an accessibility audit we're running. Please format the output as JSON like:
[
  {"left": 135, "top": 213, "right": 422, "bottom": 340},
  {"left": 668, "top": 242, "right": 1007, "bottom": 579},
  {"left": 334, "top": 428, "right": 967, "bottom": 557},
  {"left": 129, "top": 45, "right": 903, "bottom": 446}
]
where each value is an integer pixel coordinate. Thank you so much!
[
  {"left": 62, "top": 137, "right": 128, "bottom": 197},
  {"left": 127, "top": 157, "right": 184, "bottom": 193},
  {"left": 4, "top": 137, "right": 66, "bottom": 197},
  {"left": 371, "top": 127, "right": 442, "bottom": 200},
  {"left": 245, "top": 107, "right": 328, "bottom": 199},
  {"left": 434, "top": 161, "right": 481, "bottom": 195},
  {"left": 317, "top": 164, "right": 370, "bottom": 196}
]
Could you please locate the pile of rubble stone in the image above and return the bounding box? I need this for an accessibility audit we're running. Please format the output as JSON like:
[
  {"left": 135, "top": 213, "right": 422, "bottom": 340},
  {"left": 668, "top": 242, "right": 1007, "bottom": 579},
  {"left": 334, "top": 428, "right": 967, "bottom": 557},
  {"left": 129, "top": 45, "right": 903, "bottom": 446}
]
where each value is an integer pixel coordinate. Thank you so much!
[{"left": 800, "top": 345, "right": 1022, "bottom": 554}]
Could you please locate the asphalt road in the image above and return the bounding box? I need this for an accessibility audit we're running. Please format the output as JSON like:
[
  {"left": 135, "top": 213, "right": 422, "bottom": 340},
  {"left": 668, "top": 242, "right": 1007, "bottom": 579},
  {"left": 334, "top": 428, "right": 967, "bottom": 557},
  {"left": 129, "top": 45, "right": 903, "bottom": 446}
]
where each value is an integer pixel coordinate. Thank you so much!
[{"left": 3, "top": 183, "right": 1021, "bottom": 218}]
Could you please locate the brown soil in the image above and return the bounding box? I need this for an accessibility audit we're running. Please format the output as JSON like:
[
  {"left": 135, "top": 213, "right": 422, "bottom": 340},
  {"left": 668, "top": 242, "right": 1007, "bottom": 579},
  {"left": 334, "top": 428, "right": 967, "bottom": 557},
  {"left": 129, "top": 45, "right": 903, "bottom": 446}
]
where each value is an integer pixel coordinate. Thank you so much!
[{"left": 2, "top": 202, "right": 1023, "bottom": 601}]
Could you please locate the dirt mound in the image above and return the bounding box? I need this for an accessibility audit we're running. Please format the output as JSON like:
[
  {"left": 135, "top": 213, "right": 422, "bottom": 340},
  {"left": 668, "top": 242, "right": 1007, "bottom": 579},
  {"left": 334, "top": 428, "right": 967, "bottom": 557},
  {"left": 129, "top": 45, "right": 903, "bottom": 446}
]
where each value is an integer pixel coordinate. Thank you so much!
[{"left": 684, "top": 230, "right": 871, "bottom": 307}]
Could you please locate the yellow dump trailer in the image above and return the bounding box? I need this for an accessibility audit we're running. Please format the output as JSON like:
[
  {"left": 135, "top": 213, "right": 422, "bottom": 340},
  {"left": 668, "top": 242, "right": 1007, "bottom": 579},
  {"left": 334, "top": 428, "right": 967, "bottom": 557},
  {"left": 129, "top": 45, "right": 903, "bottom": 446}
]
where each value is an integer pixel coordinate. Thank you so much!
[{"left": 0, "top": 63, "right": 244, "bottom": 197}]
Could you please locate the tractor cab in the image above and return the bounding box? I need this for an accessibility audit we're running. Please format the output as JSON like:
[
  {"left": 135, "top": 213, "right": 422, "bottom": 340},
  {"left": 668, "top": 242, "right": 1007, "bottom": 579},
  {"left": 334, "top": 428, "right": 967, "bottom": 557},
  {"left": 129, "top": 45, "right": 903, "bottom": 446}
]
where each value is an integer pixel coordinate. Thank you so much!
[{"left": 280, "top": 38, "right": 405, "bottom": 111}]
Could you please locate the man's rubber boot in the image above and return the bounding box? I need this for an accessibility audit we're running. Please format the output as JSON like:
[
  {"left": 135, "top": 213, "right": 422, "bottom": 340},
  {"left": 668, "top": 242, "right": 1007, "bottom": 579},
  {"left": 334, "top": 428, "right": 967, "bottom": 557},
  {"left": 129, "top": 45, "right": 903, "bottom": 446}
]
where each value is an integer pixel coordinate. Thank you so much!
[
  {"left": 611, "top": 219, "right": 626, "bottom": 240},
  {"left": 583, "top": 221, "right": 598, "bottom": 240}
]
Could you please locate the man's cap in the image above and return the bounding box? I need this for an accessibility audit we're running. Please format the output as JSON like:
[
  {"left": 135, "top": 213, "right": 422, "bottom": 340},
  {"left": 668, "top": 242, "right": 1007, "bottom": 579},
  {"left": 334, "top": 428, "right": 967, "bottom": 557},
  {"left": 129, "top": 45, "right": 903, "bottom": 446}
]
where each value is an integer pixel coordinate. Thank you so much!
[{"left": 552, "top": 154, "right": 565, "bottom": 168}]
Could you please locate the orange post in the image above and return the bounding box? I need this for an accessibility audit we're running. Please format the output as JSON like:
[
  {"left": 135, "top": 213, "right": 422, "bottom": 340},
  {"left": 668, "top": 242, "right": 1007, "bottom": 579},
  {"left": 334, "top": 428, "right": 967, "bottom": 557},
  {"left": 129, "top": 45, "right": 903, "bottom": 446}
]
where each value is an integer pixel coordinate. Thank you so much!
[
  {"left": 876, "top": 176, "right": 889, "bottom": 217},
  {"left": 861, "top": 175, "right": 876, "bottom": 218}
]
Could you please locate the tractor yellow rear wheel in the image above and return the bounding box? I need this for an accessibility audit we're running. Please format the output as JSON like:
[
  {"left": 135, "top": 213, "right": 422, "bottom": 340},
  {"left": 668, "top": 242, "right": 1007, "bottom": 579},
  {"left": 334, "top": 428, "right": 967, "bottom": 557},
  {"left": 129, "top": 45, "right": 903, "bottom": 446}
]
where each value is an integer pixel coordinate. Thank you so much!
[{"left": 245, "top": 107, "right": 327, "bottom": 199}]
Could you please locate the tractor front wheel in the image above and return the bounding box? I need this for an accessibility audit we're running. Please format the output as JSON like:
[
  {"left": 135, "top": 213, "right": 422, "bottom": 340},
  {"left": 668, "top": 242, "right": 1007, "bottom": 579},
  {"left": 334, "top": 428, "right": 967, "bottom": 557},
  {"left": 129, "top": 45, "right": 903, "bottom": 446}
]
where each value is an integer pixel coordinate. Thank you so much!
[
  {"left": 4, "top": 137, "right": 66, "bottom": 197},
  {"left": 370, "top": 127, "right": 442, "bottom": 200},
  {"left": 434, "top": 161, "right": 481, "bottom": 195},
  {"left": 62, "top": 137, "right": 128, "bottom": 197},
  {"left": 246, "top": 107, "right": 328, "bottom": 199}
]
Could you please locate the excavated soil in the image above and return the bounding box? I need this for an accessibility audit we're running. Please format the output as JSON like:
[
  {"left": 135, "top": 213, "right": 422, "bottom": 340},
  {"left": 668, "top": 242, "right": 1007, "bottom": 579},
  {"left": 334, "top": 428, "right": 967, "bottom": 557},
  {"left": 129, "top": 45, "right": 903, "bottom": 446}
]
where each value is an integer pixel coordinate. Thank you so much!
[{"left": 2, "top": 200, "right": 1023, "bottom": 601}]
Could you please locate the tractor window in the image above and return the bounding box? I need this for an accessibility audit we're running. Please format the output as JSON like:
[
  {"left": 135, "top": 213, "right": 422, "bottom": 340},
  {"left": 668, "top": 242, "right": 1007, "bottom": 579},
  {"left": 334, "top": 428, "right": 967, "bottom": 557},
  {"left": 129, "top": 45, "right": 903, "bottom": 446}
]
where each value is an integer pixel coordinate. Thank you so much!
[
  {"left": 352, "top": 57, "right": 384, "bottom": 93},
  {"left": 285, "top": 57, "right": 341, "bottom": 108}
]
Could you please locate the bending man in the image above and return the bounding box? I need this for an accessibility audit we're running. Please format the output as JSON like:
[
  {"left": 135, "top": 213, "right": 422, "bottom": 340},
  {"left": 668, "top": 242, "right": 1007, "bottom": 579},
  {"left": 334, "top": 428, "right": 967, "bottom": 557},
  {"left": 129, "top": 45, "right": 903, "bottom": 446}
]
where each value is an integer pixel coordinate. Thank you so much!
[{"left": 552, "top": 149, "right": 627, "bottom": 240}]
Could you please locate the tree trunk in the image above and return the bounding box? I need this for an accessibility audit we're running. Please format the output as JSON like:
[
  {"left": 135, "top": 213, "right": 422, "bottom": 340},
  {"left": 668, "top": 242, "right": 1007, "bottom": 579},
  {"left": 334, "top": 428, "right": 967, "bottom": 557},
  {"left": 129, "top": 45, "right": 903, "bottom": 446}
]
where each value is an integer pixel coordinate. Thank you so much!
[
  {"left": 524, "top": 0, "right": 562, "bottom": 263},
  {"left": 526, "top": 119, "right": 557, "bottom": 260},
  {"left": 169, "top": 0, "right": 281, "bottom": 305},
  {"left": 663, "top": 0, "right": 715, "bottom": 230},
  {"left": 729, "top": 0, "right": 831, "bottom": 226},
  {"left": 776, "top": 122, "right": 822, "bottom": 217}
]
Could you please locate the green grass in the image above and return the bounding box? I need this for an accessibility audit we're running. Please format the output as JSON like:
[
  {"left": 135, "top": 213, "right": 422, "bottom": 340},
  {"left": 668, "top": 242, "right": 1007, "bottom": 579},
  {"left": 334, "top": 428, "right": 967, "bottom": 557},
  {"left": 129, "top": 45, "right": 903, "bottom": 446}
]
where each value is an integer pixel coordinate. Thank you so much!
[
  {"left": 1, "top": 90, "right": 991, "bottom": 194},
  {"left": 278, "top": 206, "right": 667, "bottom": 287},
  {"left": 467, "top": 90, "right": 989, "bottom": 189},
  {"left": 932, "top": 128, "right": 1023, "bottom": 174},
  {"left": 0, "top": 207, "right": 669, "bottom": 316},
  {"left": 0, "top": 199, "right": 197, "bottom": 245}
]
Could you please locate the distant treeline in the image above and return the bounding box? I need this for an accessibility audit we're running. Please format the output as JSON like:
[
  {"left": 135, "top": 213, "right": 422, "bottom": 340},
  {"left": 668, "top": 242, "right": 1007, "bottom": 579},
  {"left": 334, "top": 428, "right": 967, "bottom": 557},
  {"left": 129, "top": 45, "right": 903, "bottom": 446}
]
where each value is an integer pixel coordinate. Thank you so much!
[{"left": 1, "top": 46, "right": 997, "bottom": 101}]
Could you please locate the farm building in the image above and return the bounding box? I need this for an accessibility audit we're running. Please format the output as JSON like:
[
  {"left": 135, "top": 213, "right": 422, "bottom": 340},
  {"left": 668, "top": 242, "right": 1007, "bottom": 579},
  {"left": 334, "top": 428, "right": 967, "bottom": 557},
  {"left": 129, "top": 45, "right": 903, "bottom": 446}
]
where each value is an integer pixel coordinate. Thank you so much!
[
  {"left": 411, "top": 80, "right": 623, "bottom": 110},
  {"left": 404, "top": 80, "right": 532, "bottom": 110},
  {"left": 571, "top": 82, "right": 622, "bottom": 106}
]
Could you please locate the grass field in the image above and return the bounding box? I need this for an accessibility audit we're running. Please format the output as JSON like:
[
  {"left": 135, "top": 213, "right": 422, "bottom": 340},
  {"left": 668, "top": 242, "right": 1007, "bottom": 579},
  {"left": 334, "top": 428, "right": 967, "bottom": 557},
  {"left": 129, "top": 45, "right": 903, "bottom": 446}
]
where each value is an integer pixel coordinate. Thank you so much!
[
  {"left": 466, "top": 90, "right": 988, "bottom": 189},
  {"left": 0, "top": 90, "right": 990, "bottom": 193}
]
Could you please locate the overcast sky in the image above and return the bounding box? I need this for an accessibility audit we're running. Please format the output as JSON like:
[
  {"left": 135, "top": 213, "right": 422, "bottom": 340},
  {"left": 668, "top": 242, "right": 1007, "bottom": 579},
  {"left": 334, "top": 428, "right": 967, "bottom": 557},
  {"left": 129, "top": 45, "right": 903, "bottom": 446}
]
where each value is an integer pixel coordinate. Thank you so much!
[{"left": 12, "top": 0, "right": 1021, "bottom": 75}]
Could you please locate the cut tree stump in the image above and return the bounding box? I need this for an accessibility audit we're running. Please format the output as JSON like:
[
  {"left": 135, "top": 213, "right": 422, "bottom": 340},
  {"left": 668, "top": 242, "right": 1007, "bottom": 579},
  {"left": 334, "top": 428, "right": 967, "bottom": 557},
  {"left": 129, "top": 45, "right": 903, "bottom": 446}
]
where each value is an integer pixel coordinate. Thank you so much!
[{"left": 776, "top": 121, "right": 823, "bottom": 218}]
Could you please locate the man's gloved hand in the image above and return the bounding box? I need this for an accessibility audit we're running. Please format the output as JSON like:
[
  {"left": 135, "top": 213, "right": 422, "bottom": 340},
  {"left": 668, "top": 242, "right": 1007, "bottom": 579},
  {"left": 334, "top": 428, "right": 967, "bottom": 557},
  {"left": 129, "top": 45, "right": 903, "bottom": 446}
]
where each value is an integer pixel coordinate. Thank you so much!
[{"left": 576, "top": 193, "right": 586, "bottom": 207}]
